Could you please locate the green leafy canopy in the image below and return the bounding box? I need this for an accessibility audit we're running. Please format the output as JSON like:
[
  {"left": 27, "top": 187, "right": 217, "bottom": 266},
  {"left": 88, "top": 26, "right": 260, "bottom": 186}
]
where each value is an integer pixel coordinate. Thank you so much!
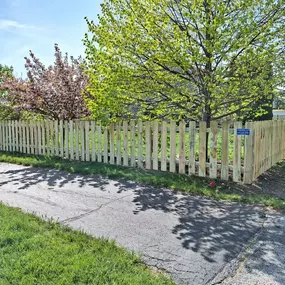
[{"left": 84, "top": 0, "right": 285, "bottom": 122}]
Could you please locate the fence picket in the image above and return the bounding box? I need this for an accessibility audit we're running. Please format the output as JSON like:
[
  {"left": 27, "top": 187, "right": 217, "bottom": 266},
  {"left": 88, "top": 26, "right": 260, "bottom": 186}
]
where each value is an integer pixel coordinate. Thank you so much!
[
  {"left": 130, "top": 121, "right": 136, "bottom": 167},
  {"left": 109, "top": 123, "right": 115, "bottom": 164},
  {"left": 145, "top": 121, "right": 152, "bottom": 169},
  {"left": 233, "top": 121, "right": 242, "bottom": 182},
  {"left": 161, "top": 121, "right": 167, "bottom": 171},
  {"left": 59, "top": 120, "right": 63, "bottom": 157},
  {"left": 80, "top": 121, "right": 85, "bottom": 161},
  {"left": 4, "top": 121, "right": 6, "bottom": 151},
  {"left": 221, "top": 121, "right": 229, "bottom": 180},
  {"left": 243, "top": 122, "right": 254, "bottom": 184},
  {"left": 44, "top": 121, "right": 49, "bottom": 156},
  {"left": 63, "top": 121, "right": 68, "bottom": 159},
  {"left": 209, "top": 121, "right": 218, "bottom": 179},
  {"left": 50, "top": 120, "right": 55, "bottom": 156},
  {"left": 97, "top": 123, "right": 102, "bottom": 163},
  {"left": 1, "top": 122, "right": 3, "bottom": 151},
  {"left": 189, "top": 121, "right": 196, "bottom": 175},
  {"left": 37, "top": 121, "right": 41, "bottom": 155},
  {"left": 103, "top": 126, "right": 108, "bottom": 163},
  {"left": 69, "top": 121, "right": 74, "bottom": 160},
  {"left": 4, "top": 122, "right": 7, "bottom": 152},
  {"left": 272, "top": 120, "right": 276, "bottom": 165},
  {"left": 2, "top": 121, "right": 4, "bottom": 151},
  {"left": 123, "top": 121, "right": 129, "bottom": 167},
  {"left": 137, "top": 121, "right": 143, "bottom": 168},
  {"left": 4, "top": 122, "right": 7, "bottom": 151},
  {"left": 199, "top": 122, "right": 206, "bottom": 177},
  {"left": 8, "top": 121, "right": 11, "bottom": 152},
  {"left": 42, "top": 121, "right": 45, "bottom": 155},
  {"left": 254, "top": 122, "right": 260, "bottom": 178},
  {"left": 48, "top": 121, "right": 53, "bottom": 155},
  {"left": 170, "top": 121, "right": 176, "bottom": 173},
  {"left": 26, "top": 122, "right": 30, "bottom": 154},
  {"left": 116, "top": 121, "right": 121, "bottom": 165},
  {"left": 74, "top": 121, "right": 79, "bottom": 160},
  {"left": 85, "top": 121, "right": 90, "bottom": 162},
  {"left": 179, "top": 121, "right": 186, "bottom": 174},
  {"left": 0, "top": 122, "right": 3, "bottom": 150},
  {"left": 20, "top": 121, "right": 23, "bottom": 153},
  {"left": 153, "top": 121, "right": 159, "bottom": 170},
  {"left": 264, "top": 121, "right": 269, "bottom": 171},
  {"left": 11, "top": 121, "right": 15, "bottom": 152},
  {"left": 54, "top": 121, "right": 59, "bottom": 156},
  {"left": 34, "top": 122, "right": 38, "bottom": 155},
  {"left": 91, "top": 121, "right": 96, "bottom": 162},
  {"left": 46, "top": 120, "right": 50, "bottom": 155},
  {"left": 260, "top": 122, "right": 265, "bottom": 174},
  {"left": 15, "top": 121, "right": 18, "bottom": 152}
]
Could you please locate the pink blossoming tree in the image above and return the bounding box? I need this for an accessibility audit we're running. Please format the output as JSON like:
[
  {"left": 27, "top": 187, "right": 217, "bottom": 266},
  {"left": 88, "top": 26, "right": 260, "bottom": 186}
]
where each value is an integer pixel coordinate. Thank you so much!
[{"left": 0, "top": 44, "right": 90, "bottom": 120}]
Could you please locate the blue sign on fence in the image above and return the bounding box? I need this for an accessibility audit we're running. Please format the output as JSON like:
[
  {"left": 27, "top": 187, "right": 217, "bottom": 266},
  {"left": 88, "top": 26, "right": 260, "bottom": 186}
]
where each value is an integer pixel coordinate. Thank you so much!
[{"left": 236, "top": 129, "right": 250, "bottom": 136}]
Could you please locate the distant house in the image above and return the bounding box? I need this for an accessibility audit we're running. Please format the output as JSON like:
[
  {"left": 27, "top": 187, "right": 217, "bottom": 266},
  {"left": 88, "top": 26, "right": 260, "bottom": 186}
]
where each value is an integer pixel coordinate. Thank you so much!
[{"left": 273, "top": 110, "right": 285, "bottom": 120}]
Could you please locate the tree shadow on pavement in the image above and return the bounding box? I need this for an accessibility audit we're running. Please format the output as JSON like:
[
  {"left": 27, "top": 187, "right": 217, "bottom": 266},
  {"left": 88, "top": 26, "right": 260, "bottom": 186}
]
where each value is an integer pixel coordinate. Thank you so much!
[
  {"left": 240, "top": 218, "right": 285, "bottom": 285},
  {"left": 0, "top": 166, "right": 111, "bottom": 191},
  {"left": 0, "top": 165, "right": 284, "bottom": 284}
]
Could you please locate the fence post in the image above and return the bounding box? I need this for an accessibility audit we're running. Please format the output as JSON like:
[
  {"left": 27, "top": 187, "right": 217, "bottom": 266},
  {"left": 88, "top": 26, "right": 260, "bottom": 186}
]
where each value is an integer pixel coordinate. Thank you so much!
[
  {"left": 253, "top": 122, "right": 260, "bottom": 178},
  {"left": 233, "top": 121, "right": 242, "bottom": 182},
  {"left": 243, "top": 122, "right": 255, "bottom": 184}
]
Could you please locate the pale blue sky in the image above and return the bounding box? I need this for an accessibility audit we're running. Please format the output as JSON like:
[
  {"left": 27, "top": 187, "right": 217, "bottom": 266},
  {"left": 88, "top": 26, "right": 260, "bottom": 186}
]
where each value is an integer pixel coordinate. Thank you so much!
[{"left": 0, "top": 0, "right": 102, "bottom": 76}]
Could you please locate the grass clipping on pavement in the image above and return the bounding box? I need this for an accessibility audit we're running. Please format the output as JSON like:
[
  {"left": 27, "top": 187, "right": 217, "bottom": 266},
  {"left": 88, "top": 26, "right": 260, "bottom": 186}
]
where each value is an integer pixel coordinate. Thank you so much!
[
  {"left": 0, "top": 152, "right": 284, "bottom": 211},
  {"left": 0, "top": 203, "right": 174, "bottom": 285}
]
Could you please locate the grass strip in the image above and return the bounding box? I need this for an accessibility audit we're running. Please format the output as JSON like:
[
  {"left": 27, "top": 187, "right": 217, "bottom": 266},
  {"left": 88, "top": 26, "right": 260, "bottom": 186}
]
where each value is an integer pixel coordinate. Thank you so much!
[{"left": 0, "top": 152, "right": 284, "bottom": 211}]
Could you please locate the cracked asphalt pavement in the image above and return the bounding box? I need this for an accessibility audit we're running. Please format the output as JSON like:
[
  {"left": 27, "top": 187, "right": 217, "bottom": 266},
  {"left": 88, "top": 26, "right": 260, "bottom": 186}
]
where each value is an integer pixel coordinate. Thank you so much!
[{"left": 0, "top": 163, "right": 284, "bottom": 285}]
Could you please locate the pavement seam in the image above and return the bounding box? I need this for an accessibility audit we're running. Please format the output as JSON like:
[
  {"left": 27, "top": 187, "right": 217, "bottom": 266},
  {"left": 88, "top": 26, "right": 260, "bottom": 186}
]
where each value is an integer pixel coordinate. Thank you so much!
[{"left": 207, "top": 217, "right": 268, "bottom": 285}]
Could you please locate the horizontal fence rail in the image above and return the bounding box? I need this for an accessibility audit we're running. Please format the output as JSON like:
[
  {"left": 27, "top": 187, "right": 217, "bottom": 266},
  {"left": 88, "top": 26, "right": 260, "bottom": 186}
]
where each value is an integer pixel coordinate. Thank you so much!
[{"left": 0, "top": 120, "right": 284, "bottom": 184}]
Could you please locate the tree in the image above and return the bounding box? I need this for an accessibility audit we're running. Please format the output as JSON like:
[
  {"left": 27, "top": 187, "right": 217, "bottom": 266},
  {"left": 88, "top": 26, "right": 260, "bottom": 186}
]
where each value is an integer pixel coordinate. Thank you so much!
[
  {"left": 0, "top": 44, "right": 90, "bottom": 120},
  {"left": 0, "top": 65, "right": 22, "bottom": 120},
  {"left": 0, "top": 65, "right": 13, "bottom": 79},
  {"left": 84, "top": 0, "right": 284, "bottom": 124},
  {"left": 236, "top": 59, "right": 274, "bottom": 122}
]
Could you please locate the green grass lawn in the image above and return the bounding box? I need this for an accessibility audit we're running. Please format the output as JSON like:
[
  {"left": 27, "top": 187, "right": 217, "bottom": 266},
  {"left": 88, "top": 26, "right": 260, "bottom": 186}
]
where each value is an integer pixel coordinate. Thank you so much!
[
  {"left": 0, "top": 203, "right": 174, "bottom": 285},
  {"left": 0, "top": 152, "right": 284, "bottom": 211}
]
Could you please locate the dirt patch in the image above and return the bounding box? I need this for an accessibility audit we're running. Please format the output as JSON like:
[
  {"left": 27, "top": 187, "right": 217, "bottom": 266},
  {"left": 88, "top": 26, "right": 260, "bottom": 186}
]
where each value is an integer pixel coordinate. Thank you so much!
[{"left": 219, "top": 161, "right": 285, "bottom": 201}]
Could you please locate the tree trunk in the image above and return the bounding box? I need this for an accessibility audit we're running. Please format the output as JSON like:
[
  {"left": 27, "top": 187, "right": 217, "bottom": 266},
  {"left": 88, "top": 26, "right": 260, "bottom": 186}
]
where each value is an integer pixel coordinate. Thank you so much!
[{"left": 203, "top": 109, "right": 211, "bottom": 162}]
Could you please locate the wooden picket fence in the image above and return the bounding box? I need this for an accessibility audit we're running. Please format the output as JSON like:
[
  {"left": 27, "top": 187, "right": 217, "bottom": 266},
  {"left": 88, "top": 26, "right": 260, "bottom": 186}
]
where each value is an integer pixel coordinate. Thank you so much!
[{"left": 0, "top": 120, "right": 285, "bottom": 184}]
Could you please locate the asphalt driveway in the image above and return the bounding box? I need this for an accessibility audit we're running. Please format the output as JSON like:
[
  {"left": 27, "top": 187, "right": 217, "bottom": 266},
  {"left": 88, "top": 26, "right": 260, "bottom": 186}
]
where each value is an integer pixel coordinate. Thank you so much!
[{"left": 0, "top": 163, "right": 283, "bottom": 285}]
